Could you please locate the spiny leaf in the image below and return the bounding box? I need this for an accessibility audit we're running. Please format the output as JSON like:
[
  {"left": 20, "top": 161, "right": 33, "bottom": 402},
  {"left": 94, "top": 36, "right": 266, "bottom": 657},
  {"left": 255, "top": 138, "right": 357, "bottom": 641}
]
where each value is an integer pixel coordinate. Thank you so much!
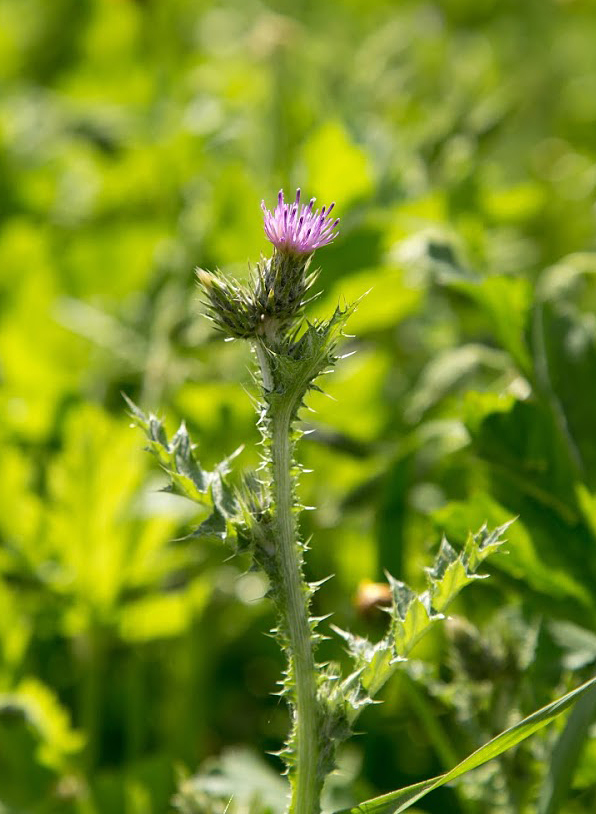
[
  {"left": 263, "top": 304, "right": 356, "bottom": 415},
  {"left": 390, "top": 521, "right": 512, "bottom": 659},
  {"left": 333, "top": 523, "right": 512, "bottom": 718},
  {"left": 189, "top": 504, "right": 227, "bottom": 543},
  {"left": 170, "top": 422, "right": 209, "bottom": 494},
  {"left": 388, "top": 580, "right": 444, "bottom": 657},
  {"left": 425, "top": 538, "right": 480, "bottom": 612},
  {"left": 124, "top": 395, "right": 237, "bottom": 518}
]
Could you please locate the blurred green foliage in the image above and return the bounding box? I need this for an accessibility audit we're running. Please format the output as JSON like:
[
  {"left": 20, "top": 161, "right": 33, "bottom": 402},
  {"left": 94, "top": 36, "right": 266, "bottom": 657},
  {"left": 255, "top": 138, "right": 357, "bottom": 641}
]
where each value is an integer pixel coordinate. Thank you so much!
[{"left": 1, "top": 0, "right": 596, "bottom": 811}]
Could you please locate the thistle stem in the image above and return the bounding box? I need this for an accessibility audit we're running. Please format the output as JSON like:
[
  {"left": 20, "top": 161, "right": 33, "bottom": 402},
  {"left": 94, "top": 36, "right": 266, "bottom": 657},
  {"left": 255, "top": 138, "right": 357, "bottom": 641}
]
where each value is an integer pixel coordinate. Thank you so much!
[
  {"left": 254, "top": 343, "right": 274, "bottom": 392},
  {"left": 258, "top": 347, "right": 322, "bottom": 814}
]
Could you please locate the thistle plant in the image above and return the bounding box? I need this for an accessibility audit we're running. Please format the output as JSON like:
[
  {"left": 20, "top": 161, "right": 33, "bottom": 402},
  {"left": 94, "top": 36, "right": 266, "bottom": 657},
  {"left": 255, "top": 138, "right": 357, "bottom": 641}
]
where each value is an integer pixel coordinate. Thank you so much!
[{"left": 127, "top": 191, "right": 596, "bottom": 814}]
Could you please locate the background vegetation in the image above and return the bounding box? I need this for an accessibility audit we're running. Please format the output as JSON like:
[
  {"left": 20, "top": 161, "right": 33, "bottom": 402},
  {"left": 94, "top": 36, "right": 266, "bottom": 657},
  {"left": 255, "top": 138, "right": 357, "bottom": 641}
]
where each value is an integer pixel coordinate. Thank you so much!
[{"left": 1, "top": 0, "right": 596, "bottom": 811}]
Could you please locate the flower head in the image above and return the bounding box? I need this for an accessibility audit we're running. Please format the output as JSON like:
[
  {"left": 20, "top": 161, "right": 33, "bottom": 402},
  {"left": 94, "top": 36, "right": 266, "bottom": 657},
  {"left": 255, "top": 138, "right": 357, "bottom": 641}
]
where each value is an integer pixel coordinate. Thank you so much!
[{"left": 261, "top": 189, "right": 340, "bottom": 255}]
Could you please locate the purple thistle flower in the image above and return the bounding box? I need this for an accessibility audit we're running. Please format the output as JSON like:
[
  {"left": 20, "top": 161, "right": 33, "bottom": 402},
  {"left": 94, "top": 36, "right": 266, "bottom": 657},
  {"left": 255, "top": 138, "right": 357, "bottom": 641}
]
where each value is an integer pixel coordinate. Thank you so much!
[{"left": 261, "top": 189, "right": 340, "bottom": 254}]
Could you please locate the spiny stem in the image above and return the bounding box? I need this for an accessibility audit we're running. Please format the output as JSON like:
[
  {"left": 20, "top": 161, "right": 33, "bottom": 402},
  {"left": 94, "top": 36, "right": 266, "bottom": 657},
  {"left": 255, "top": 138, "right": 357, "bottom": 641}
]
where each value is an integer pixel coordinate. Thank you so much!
[
  {"left": 254, "top": 342, "right": 274, "bottom": 392},
  {"left": 259, "top": 350, "right": 322, "bottom": 814}
]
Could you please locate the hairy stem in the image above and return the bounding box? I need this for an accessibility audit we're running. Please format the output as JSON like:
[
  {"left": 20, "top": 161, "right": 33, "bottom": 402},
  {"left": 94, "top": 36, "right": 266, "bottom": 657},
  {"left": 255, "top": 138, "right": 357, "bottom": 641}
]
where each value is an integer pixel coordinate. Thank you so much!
[{"left": 258, "top": 348, "right": 322, "bottom": 814}]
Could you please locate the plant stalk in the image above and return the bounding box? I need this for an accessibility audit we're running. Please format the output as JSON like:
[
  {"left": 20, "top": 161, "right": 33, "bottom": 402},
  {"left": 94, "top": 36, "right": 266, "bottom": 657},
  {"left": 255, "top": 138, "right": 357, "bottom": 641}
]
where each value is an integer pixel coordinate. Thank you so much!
[{"left": 258, "top": 346, "right": 322, "bottom": 814}]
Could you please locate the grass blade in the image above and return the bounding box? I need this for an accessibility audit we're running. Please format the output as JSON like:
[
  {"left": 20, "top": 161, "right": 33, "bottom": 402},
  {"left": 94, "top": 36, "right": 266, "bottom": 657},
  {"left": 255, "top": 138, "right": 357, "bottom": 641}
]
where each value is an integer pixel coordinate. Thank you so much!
[
  {"left": 333, "top": 675, "right": 596, "bottom": 814},
  {"left": 537, "top": 681, "right": 596, "bottom": 814}
]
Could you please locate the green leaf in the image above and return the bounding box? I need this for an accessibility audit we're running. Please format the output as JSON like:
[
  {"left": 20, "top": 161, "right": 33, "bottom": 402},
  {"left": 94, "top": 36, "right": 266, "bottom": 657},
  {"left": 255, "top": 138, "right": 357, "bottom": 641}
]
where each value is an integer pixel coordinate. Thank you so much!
[
  {"left": 415, "top": 235, "right": 532, "bottom": 372},
  {"left": 124, "top": 394, "right": 238, "bottom": 517},
  {"left": 434, "top": 494, "right": 594, "bottom": 611},
  {"left": 404, "top": 343, "right": 509, "bottom": 423},
  {"left": 45, "top": 405, "right": 180, "bottom": 617},
  {"left": 0, "top": 678, "right": 83, "bottom": 809},
  {"left": 333, "top": 675, "right": 596, "bottom": 814},
  {"left": 333, "top": 524, "right": 511, "bottom": 715},
  {"left": 425, "top": 537, "right": 475, "bottom": 611},
  {"left": 532, "top": 267, "right": 596, "bottom": 489},
  {"left": 189, "top": 504, "right": 228, "bottom": 543},
  {"left": 171, "top": 421, "right": 209, "bottom": 495},
  {"left": 537, "top": 682, "right": 596, "bottom": 814},
  {"left": 387, "top": 521, "right": 511, "bottom": 661},
  {"left": 452, "top": 275, "right": 533, "bottom": 374},
  {"left": 265, "top": 304, "right": 357, "bottom": 422}
]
